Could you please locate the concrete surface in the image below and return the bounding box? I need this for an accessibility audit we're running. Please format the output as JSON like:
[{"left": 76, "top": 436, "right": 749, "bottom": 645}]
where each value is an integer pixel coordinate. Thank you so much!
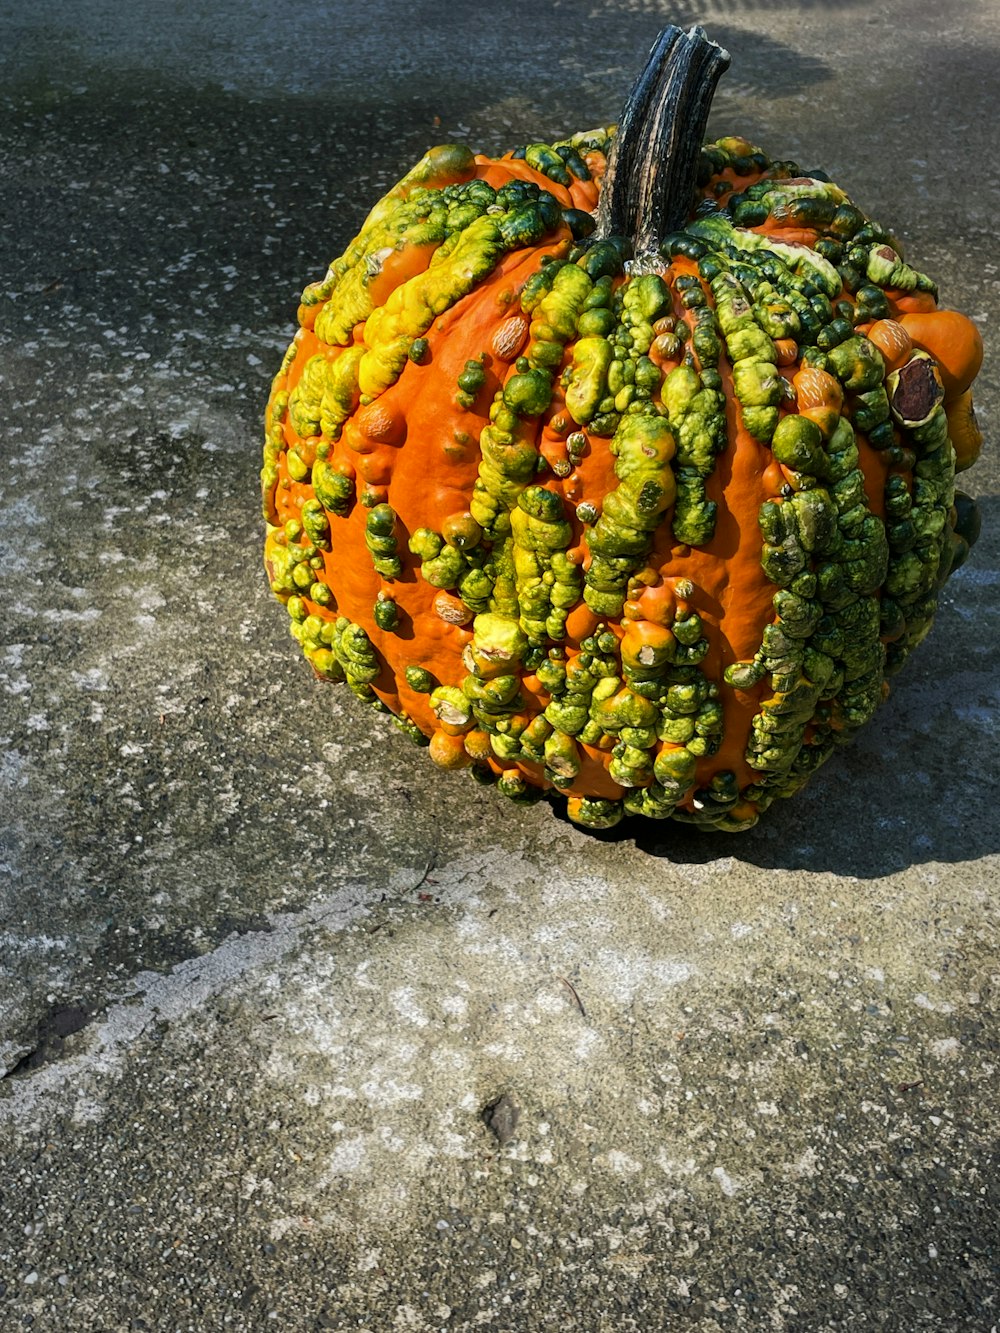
[{"left": 1, "top": 0, "right": 998, "bottom": 1328}]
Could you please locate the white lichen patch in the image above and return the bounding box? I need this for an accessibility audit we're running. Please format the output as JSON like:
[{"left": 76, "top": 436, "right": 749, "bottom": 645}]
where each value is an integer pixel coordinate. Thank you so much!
[
  {"left": 928, "top": 1037, "right": 961, "bottom": 1060},
  {"left": 389, "top": 986, "right": 430, "bottom": 1028},
  {"left": 711, "top": 1165, "right": 741, "bottom": 1197},
  {"left": 323, "top": 1137, "right": 368, "bottom": 1177},
  {"left": 599, "top": 1149, "right": 643, "bottom": 1176},
  {"left": 592, "top": 947, "right": 696, "bottom": 1006}
]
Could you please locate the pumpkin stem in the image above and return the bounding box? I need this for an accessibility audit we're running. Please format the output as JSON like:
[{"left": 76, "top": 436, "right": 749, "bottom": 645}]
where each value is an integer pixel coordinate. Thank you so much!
[{"left": 597, "top": 25, "right": 730, "bottom": 255}]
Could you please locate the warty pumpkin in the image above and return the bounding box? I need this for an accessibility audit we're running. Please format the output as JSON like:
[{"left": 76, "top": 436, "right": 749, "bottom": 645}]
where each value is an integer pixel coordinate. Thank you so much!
[{"left": 261, "top": 26, "right": 986, "bottom": 831}]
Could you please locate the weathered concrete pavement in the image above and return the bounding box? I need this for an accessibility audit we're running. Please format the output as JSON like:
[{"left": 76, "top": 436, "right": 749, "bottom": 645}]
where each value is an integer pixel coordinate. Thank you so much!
[{"left": 1, "top": 1, "right": 998, "bottom": 1328}]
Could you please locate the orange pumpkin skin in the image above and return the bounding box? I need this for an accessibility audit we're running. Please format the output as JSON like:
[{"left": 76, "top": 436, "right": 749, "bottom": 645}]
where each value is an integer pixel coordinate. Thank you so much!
[
  {"left": 262, "top": 127, "right": 984, "bottom": 832},
  {"left": 899, "top": 310, "right": 984, "bottom": 400}
]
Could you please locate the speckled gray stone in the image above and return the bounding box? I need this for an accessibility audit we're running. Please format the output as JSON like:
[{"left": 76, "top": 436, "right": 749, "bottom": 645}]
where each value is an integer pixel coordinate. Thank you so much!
[{"left": 1, "top": 1, "right": 998, "bottom": 1329}]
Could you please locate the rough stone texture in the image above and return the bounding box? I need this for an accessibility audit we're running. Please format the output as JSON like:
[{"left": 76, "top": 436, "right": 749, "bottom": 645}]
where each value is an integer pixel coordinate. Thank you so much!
[{"left": 1, "top": 1, "right": 998, "bottom": 1329}]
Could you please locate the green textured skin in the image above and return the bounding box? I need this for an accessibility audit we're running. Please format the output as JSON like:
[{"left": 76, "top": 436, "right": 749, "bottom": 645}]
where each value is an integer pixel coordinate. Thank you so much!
[
  {"left": 583, "top": 414, "right": 677, "bottom": 615},
  {"left": 265, "top": 125, "right": 980, "bottom": 833}
]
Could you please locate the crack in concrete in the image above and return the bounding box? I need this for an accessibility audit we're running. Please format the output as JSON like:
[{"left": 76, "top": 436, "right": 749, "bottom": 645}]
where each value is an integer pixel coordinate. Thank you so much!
[{"left": 0, "top": 885, "right": 373, "bottom": 1122}]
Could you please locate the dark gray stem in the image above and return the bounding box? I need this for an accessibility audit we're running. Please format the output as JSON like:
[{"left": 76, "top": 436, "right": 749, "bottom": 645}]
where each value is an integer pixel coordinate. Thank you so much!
[{"left": 596, "top": 25, "right": 730, "bottom": 253}]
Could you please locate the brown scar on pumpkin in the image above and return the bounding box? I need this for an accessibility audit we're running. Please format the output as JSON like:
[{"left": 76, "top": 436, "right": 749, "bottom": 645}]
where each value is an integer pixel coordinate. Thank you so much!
[{"left": 888, "top": 356, "right": 944, "bottom": 425}]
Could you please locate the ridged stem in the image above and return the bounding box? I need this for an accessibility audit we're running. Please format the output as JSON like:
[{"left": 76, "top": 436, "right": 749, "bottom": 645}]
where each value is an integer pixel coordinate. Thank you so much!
[{"left": 596, "top": 25, "right": 730, "bottom": 254}]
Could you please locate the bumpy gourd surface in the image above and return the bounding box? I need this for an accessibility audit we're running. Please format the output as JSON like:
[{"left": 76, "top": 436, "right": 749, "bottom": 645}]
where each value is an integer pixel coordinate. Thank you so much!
[{"left": 262, "top": 130, "right": 984, "bottom": 831}]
